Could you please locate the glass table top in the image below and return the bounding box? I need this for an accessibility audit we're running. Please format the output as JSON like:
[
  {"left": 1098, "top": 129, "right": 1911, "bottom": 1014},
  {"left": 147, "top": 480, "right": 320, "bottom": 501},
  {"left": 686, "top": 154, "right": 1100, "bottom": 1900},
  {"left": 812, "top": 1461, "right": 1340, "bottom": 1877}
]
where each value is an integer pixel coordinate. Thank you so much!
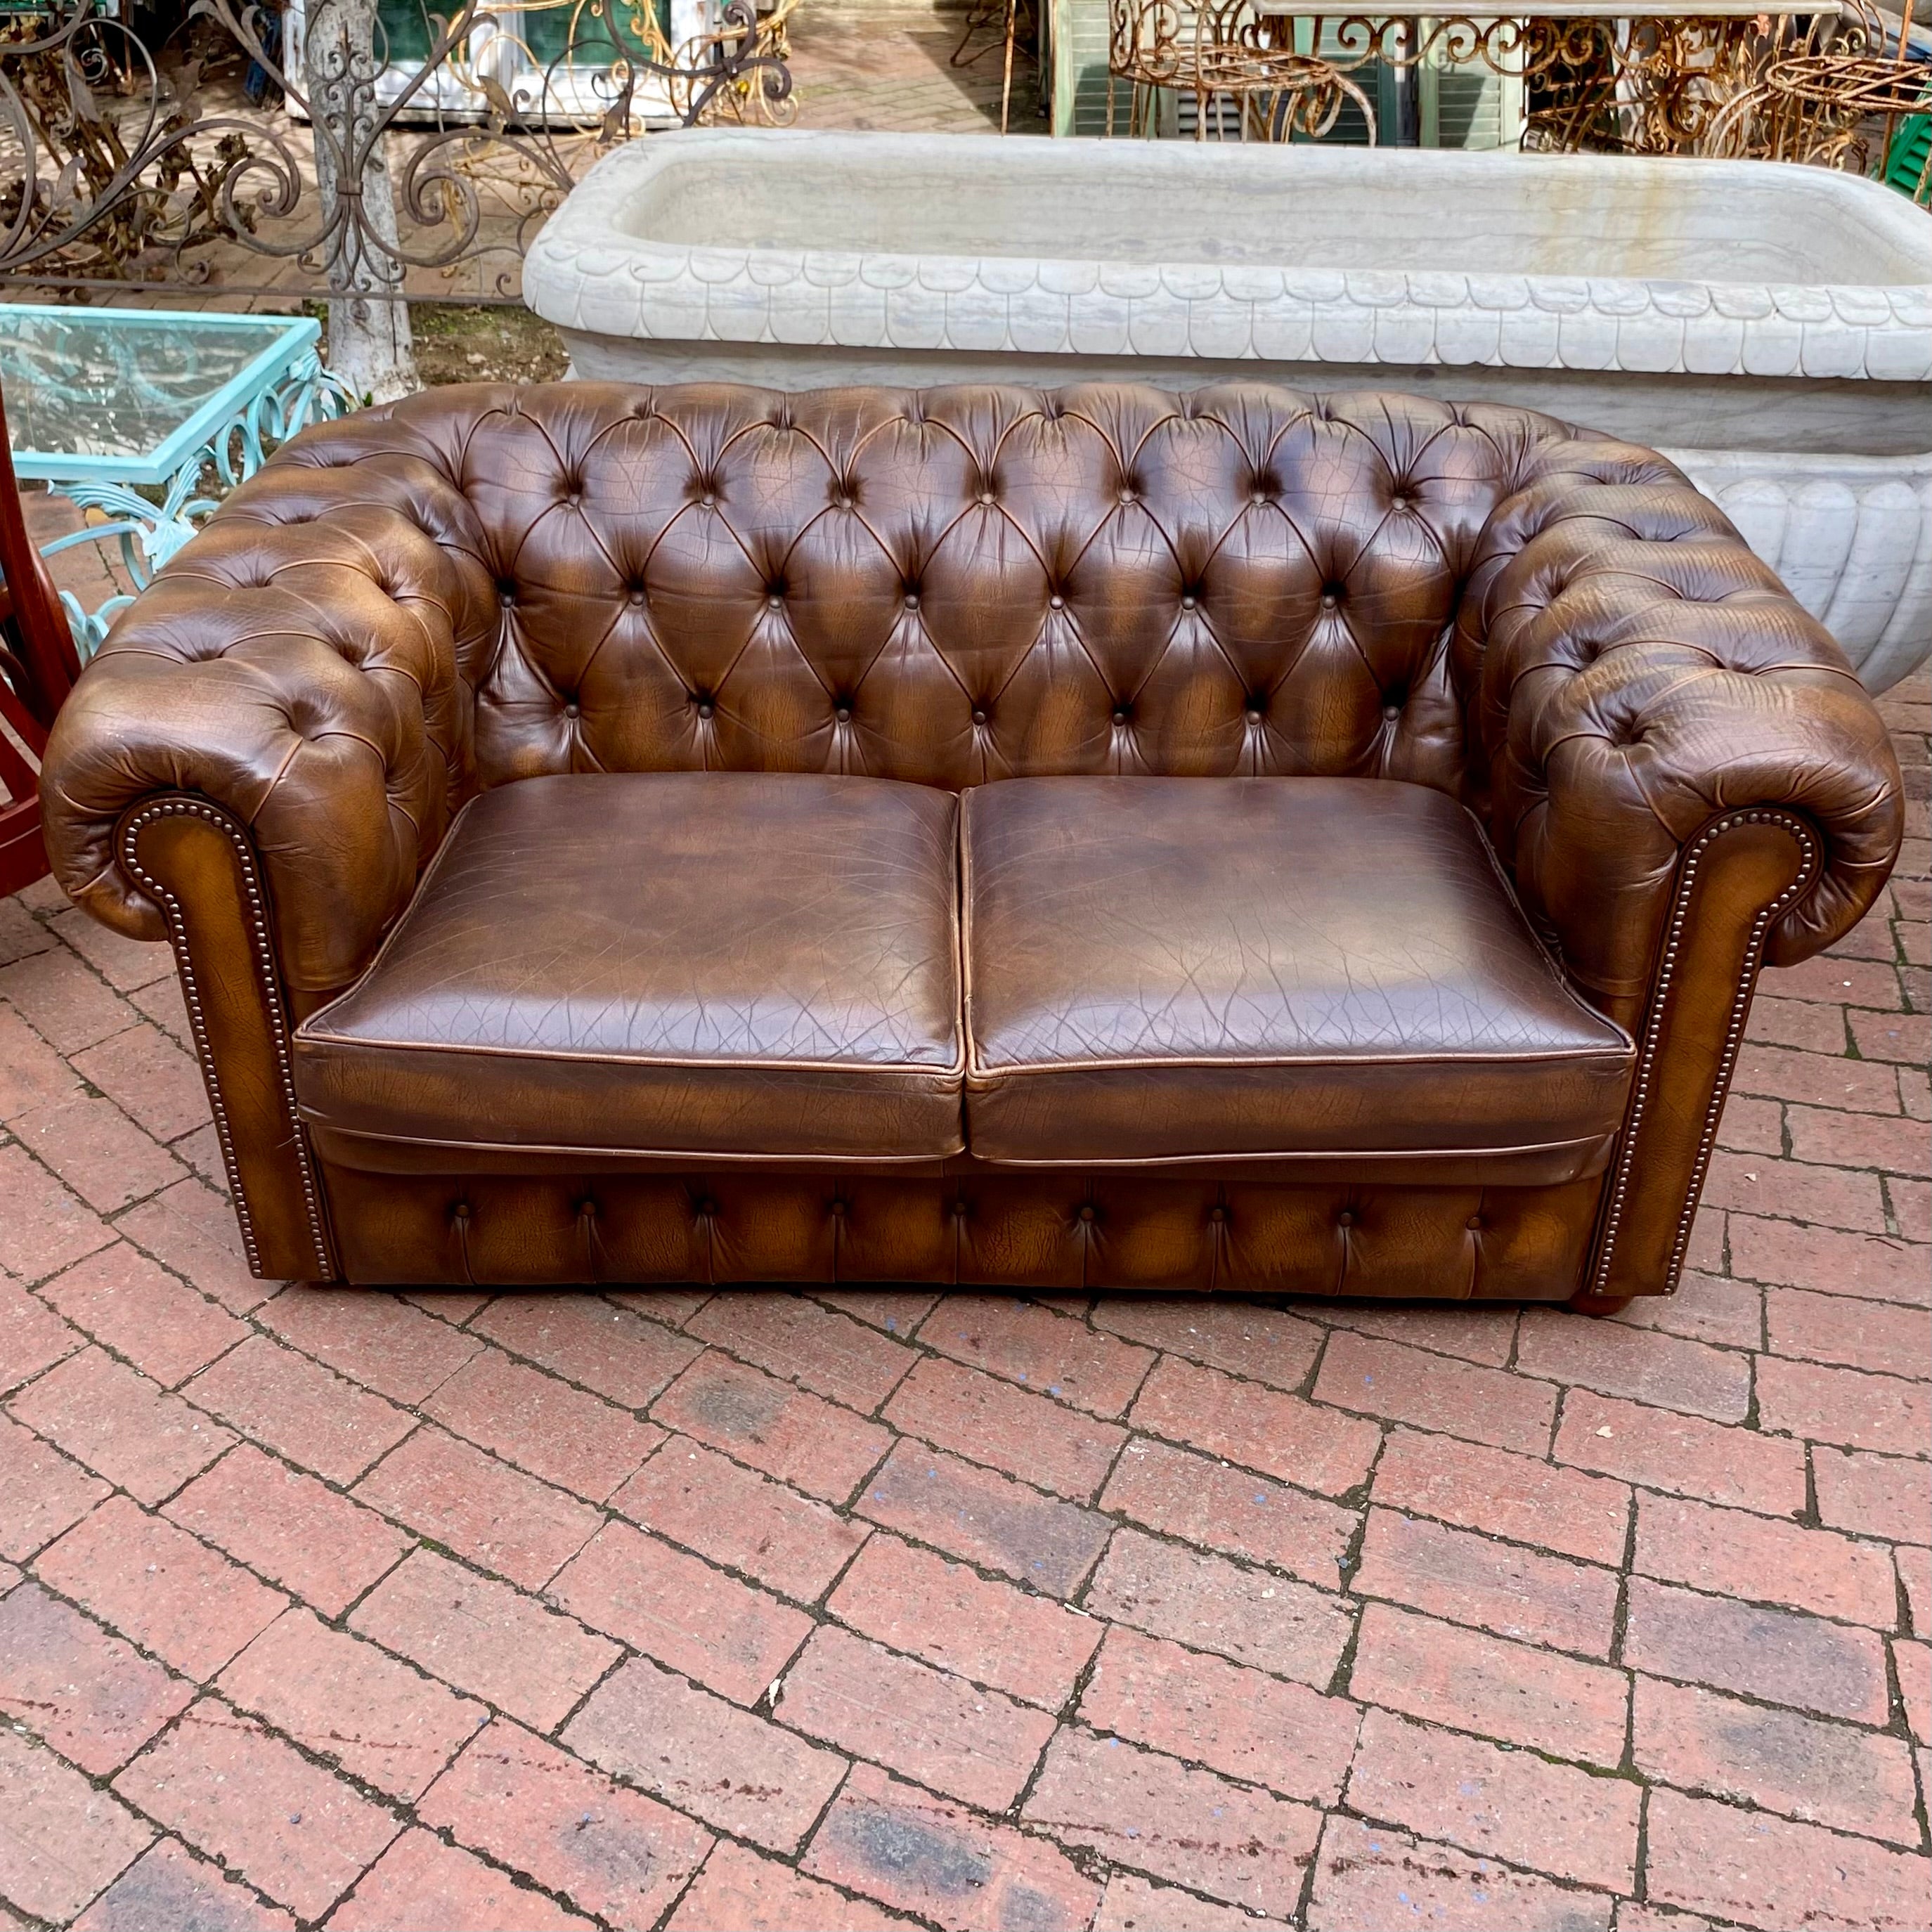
[{"left": 0, "top": 306, "right": 321, "bottom": 484}]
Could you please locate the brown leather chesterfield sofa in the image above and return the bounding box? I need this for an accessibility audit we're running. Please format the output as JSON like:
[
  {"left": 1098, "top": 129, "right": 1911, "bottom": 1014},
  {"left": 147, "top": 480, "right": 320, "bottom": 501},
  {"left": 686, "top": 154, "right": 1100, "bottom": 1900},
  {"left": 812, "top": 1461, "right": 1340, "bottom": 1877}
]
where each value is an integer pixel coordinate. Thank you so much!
[{"left": 41, "top": 384, "right": 1903, "bottom": 1310}]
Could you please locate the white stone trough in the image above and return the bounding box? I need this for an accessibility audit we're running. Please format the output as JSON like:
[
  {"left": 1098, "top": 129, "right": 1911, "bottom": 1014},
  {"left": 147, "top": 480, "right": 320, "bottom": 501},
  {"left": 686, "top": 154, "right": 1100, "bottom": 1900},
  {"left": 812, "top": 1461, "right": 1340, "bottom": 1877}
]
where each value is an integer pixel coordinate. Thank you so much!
[{"left": 524, "top": 129, "right": 1932, "bottom": 690}]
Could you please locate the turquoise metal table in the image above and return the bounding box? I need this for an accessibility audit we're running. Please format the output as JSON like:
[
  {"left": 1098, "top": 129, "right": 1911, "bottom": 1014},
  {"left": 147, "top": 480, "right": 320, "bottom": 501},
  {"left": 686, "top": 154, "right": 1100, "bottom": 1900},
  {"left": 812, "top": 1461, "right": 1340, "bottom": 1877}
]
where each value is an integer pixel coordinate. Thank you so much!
[{"left": 0, "top": 306, "right": 350, "bottom": 654}]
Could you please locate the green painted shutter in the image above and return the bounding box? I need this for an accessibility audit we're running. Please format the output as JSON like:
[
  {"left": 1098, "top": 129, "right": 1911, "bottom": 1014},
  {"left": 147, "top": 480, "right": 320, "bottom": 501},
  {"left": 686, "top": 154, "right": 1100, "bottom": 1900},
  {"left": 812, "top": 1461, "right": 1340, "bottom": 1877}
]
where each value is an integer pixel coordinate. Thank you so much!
[
  {"left": 1425, "top": 62, "right": 1524, "bottom": 150},
  {"left": 1882, "top": 103, "right": 1932, "bottom": 204}
]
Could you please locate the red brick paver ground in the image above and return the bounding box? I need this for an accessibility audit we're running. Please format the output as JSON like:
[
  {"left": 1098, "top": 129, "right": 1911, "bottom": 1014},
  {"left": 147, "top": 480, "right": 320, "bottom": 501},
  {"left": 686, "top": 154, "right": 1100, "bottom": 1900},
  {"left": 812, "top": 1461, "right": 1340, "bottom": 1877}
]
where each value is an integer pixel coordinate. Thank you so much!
[{"left": 3, "top": 674, "right": 1925, "bottom": 1928}]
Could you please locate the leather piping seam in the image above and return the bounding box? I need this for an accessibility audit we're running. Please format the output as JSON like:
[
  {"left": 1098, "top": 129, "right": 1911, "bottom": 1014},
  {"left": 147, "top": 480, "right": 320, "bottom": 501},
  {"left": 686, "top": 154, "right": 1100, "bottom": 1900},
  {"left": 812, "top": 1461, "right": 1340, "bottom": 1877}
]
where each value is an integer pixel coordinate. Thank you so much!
[
  {"left": 952, "top": 1133, "right": 1615, "bottom": 1169},
  {"left": 1471, "top": 792, "right": 1617, "bottom": 1019},
  {"left": 959, "top": 785, "right": 981, "bottom": 1070},
  {"left": 296, "top": 783, "right": 479, "bottom": 1018},
  {"left": 305, "top": 1124, "right": 966, "bottom": 1164},
  {"left": 117, "top": 796, "right": 339, "bottom": 1281},
  {"left": 965, "top": 1044, "right": 1633, "bottom": 1077},
  {"left": 293, "top": 1034, "right": 969, "bottom": 1077},
  {"left": 306, "top": 1124, "right": 1610, "bottom": 1169},
  {"left": 1588, "top": 805, "right": 1820, "bottom": 1298}
]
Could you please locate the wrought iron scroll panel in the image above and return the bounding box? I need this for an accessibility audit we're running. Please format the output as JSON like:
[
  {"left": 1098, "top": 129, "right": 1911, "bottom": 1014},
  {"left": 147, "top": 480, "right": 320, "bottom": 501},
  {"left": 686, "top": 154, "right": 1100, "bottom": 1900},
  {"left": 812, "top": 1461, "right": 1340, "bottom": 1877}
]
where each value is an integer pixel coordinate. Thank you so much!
[
  {"left": 0, "top": 0, "right": 793, "bottom": 302},
  {"left": 1103, "top": 4, "right": 1889, "bottom": 157}
]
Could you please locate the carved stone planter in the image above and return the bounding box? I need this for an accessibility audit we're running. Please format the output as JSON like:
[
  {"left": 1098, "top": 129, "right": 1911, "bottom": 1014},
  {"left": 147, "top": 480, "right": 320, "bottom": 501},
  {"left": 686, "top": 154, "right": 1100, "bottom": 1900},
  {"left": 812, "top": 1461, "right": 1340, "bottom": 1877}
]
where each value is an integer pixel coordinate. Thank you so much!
[{"left": 524, "top": 129, "right": 1932, "bottom": 689}]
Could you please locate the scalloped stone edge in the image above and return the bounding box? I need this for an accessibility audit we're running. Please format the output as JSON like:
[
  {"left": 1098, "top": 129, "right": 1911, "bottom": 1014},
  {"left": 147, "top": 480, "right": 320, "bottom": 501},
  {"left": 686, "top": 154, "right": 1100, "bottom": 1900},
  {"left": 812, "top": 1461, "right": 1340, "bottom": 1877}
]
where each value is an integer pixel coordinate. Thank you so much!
[{"left": 525, "top": 131, "right": 1932, "bottom": 384}]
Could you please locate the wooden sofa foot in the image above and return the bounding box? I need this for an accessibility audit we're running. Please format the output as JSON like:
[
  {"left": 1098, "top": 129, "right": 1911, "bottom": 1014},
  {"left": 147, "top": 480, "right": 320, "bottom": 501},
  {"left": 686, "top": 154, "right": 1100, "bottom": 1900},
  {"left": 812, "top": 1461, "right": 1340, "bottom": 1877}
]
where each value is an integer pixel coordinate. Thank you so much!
[{"left": 1567, "top": 1291, "right": 1635, "bottom": 1317}]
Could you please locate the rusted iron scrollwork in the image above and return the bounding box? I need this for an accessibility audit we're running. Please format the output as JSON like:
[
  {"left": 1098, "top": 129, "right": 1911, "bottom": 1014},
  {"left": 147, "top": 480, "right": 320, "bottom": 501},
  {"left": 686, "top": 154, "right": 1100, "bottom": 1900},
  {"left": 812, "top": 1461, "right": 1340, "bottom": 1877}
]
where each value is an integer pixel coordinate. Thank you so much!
[
  {"left": 1103, "top": 2, "right": 1886, "bottom": 156},
  {"left": 1705, "top": 37, "right": 1930, "bottom": 184},
  {"left": 1518, "top": 9, "right": 1887, "bottom": 158},
  {"left": 0, "top": 0, "right": 791, "bottom": 301},
  {"left": 1108, "top": 0, "right": 1377, "bottom": 137}
]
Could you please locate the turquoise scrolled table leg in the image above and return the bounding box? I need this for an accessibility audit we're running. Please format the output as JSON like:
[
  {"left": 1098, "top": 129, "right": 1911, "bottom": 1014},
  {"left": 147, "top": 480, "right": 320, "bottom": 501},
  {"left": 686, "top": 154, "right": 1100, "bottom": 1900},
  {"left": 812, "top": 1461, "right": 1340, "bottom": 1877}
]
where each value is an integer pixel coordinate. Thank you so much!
[
  {"left": 210, "top": 348, "right": 354, "bottom": 490},
  {"left": 38, "top": 351, "right": 354, "bottom": 660}
]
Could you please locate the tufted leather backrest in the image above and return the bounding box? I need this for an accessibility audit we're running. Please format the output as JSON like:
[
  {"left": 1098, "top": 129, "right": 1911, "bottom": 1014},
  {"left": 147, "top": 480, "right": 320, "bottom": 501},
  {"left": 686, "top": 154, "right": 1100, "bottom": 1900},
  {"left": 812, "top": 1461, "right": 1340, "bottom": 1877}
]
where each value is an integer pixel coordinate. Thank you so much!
[
  {"left": 244, "top": 382, "right": 1590, "bottom": 798},
  {"left": 47, "top": 377, "right": 1900, "bottom": 1018}
]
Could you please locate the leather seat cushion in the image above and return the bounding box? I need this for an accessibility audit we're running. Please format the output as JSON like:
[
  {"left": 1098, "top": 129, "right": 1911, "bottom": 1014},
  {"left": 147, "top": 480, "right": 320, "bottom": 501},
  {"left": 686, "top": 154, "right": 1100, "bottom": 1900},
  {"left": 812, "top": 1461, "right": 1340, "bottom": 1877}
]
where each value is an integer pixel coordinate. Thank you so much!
[
  {"left": 294, "top": 772, "right": 965, "bottom": 1162},
  {"left": 961, "top": 777, "right": 1634, "bottom": 1169}
]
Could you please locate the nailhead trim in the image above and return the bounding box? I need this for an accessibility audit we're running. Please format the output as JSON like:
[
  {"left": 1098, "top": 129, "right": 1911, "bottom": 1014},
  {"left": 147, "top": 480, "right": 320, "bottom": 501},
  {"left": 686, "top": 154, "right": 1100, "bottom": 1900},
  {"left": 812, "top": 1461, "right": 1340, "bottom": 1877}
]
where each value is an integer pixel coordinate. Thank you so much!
[
  {"left": 1589, "top": 806, "right": 1820, "bottom": 1298},
  {"left": 118, "top": 796, "right": 337, "bottom": 1281}
]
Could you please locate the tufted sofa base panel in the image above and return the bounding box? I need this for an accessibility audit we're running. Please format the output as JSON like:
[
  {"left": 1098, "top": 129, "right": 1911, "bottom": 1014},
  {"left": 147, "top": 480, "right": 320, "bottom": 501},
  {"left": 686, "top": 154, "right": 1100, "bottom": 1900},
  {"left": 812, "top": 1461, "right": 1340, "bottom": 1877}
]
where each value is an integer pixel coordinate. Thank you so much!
[{"left": 320, "top": 1164, "right": 1605, "bottom": 1299}]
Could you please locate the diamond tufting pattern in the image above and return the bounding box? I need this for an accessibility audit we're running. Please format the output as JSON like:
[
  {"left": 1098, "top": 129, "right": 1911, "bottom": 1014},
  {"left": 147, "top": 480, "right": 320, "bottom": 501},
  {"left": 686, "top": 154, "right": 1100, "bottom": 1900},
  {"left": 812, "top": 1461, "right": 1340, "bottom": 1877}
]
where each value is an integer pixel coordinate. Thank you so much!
[{"left": 252, "top": 382, "right": 1519, "bottom": 800}]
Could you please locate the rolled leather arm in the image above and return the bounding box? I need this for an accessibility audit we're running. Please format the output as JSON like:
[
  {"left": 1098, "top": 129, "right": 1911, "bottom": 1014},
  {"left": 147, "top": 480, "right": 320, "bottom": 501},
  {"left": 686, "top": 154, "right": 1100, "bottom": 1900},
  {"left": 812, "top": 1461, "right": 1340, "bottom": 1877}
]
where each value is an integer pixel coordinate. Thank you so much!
[
  {"left": 1457, "top": 436, "right": 1904, "bottom": 1017},
  {"left": 43, "top": 469, "right": 481, "bottom": 997}
]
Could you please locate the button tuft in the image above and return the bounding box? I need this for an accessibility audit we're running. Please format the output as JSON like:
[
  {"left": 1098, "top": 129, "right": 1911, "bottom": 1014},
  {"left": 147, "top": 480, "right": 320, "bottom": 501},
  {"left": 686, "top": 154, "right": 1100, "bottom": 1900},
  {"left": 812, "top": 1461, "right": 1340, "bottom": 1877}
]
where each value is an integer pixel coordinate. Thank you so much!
[
  {"left": 971, "top": 708, "right": 988, "bottom": 726},
  {"left": 1112, "top": 707, "right": 1129, "bottom": 726},
  {"left": 1337, "top": 1210, "right": 1356, "bottom": 1228},
  {"left": 1078, "top": 1205, "right": 1098, "bottom": 1223},
  {"left": 835, "top": 706, "right": 852, "bottom": 724}
]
